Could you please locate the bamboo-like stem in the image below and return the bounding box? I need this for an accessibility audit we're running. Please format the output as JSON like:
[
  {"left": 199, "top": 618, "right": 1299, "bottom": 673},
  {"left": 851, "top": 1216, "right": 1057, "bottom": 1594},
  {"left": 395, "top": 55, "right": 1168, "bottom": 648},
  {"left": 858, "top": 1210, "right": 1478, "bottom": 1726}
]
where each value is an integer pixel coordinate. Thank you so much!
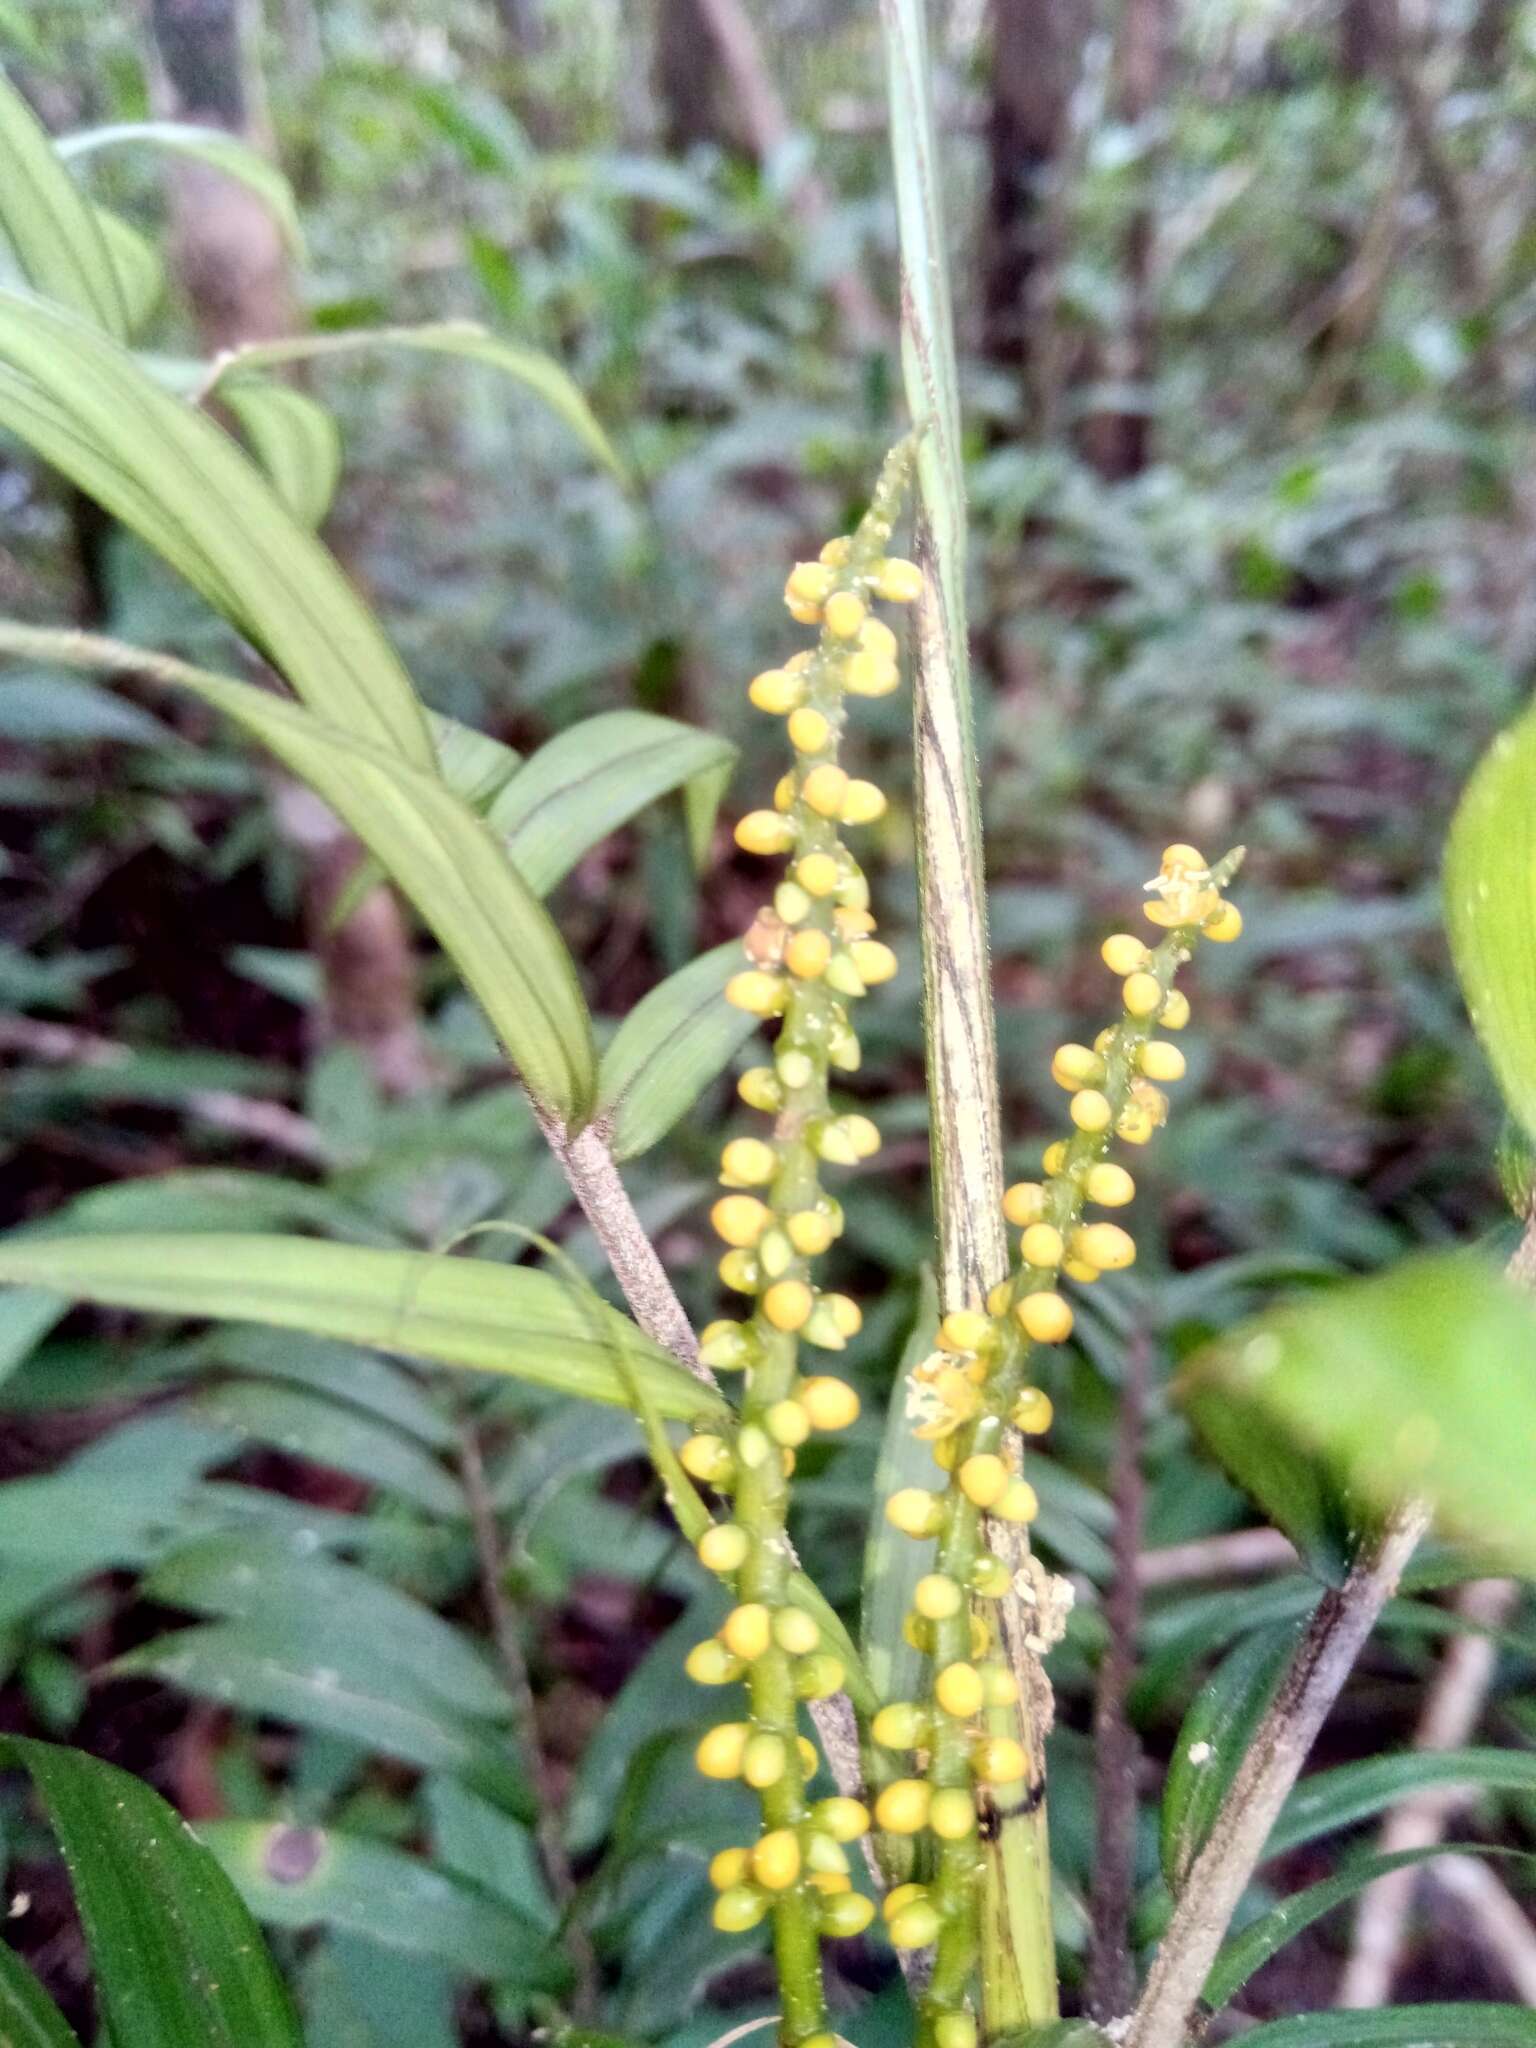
[
  {"left": 877, "top": 0, "right": 1058, "bottom": 2028},
  {"left": 1125, "top": 1500, "right": 1429, "bottom": 2048}
]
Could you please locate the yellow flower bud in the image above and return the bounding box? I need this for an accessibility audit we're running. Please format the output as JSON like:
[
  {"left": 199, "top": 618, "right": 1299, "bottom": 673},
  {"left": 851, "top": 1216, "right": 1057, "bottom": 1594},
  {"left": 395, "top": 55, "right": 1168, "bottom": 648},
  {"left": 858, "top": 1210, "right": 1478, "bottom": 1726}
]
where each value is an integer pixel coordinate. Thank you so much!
[
  {"left": 721, "top": 1603, "right": 773, "bottom": 1662},
  {"left": 1002, "top": 1181, "right": 1046, "bottom": 1227},
  {"left": 712, "top": 1884, "right": 768, "bottom": 1932},
  {"left": 850, "top": 938, "right": 898, "bottom": 984},
  {"left": 871, "top": 1698, "right": 927, "bottom": 1748},
  {"left": 758, "top": 1228, "right": 794, "bottom": 1279},
  {"left": 1072, "top": 1222, "right": 1136, "bottom": 1271},
  {"left": 774, "top": 880, "right": 812, "bottom": 925},
  {"left": 796, "top": 1652, "right": 845, "bottom": 1699},
  {"left": 970, "top": 1551, "right": 1011, "bottom": 1598},
  {"left": 1162, "top": 840, "right": 1205, "bottom": 871},
  {"left": 1101, "top": 932, "right": 1149, "bottom": 975},
  {"left": 725, "top": 970, "right": 785, "bottom": 1017},
  {"left": 787, "top": 706, "right": 831, "bottom": 754},
  {"left": 752, "top": 1827, "right": 802, "bottom": 1890},
  {"left": 1063, "top": 1256, "right": 1101, "bottom": 1282},
  {"left": 737, "top": 1066, "right": 783, "bottom": 1112},
  {"left": 749, "top": 667, "right": 803, "bottom": 715},
  {"left": 998, "top": 1476, "right": 1040, "bottom": 1525},
  {"left": 936, "top": 2013, "right": 978, "bottom": 2048},
  {"left": 796, "top": 851, "right": 841, "bottom": 897},
  {"left": 762, "top": 1279, "right": 814, "bottom": 1331},
  {"left": 786, "top": 562, "right": 835, "bottom": 608},
  {"left": 824, "top": 952, "right": 866, "bottom": 999},
  {"left": 777, "top": 1049, "right": 815, "bottom": 1090},
  {"left": 824, "top": 590, "right": 867, "bottom": 639},
  {"left": 844, "top": 649, "right": 900, "bottom": 696},
  {"left": 886, "top": 1487, "right": 944, "bottom": 1537},
  {"left": 1070, "top": 1089, "right": 1113, "bottom": 1133},
  {"left": 820, "top": 1891, "right": 876, "bottom": 1938},
  {"left": 1020, "top": 1223, "right": 1064, "bottom": 1269},
  {"left": 1042, "top": 1140, "right": 1069, "bottom": 1174},
  {"left": 785, "top": 928, "right": 833, "bottom": 980},
  {"left": 743, "top": 1732, "right": 788, "bottom": 1789},
  {"left": 958, "top": 1454, "right": 1009, "bottom": 1508},
  {"left": 1050, "top": 1043, "right": 1104, "bottom": 1090},
  {"left": 695, "top": 1722, "right": 750, "bottom": 1778},
  {"left": 698, "top": 1319, "right": 752, "bottom": 1371},
  {"left": 802, "top": 763, "right": 850, "bottom": 816},
  {"left": 720, "top": 1137, "right": 778, "bottom": 1188},
  {"left": 798, "top": 1734, "right": 819, "bottom": 1775},
  {"left": 1140, "top": 1038, "right": 1187, "bottom": 1083},
  {"left": 1015, "top": 1292, "right": 1073, "bottom": 1344},
  {"left": 686, "top": 1638, "right": 745, "bottom": 1685},
  {"left": 873, "top": 557, "right": 924, "bottom": 603},
  {"left": 711, "top": 1195, "right": 770, "bottom": 1247},
  {"left": 858, "top": 615, "right": 898, "bottom": 659},
  {"left": 786, "top": 1209, "right": 835, "bottom": 1255},
  {"left": 773, "top": 772, "right": 797, "bottom": 812},
  {"left": 882, "top": 1881, "right": 927, "bottom": 1925},
  {"left": 734, "top": 810, "right": 795, "bottom": 856},
  {"left": 986, "top": 1280, "right": 1012, "bottom": 1317},
  {"left": 709, "top": 1846, "right": 751, "bottom": 1890},
  {"left": 1014, "top": 1388, "right": 1054, "bottom": 1436},
  {"left": 1205, "top": 901, "right": 1243, "bottom": 942},
  {"left": 766, "top": 1398, "right": 811, "bottom": 1447},
  {"left": 773, "top": 1606, "right": 821, "bottom": 1656},
  {"left": 843, "top": 1114, "right": 881, "bottom": 1158},
  {"left": 1159, "top": 988, "right": 1191, "bottom": 1029},
  {"left": 936, "top": 1309, "right": 989, "bottom": 1354},
  {"left": 800, "top": 1376, "right": 860, "bottom": 1430},
  {"left": 930, "top": 1788, "right": 977, "bottom": 1841},
  {"left": 839, "top": 779, "right": 887, "bottom": 826},
  {"left": 889, "top": 1898, "right": 942, "bottom": 1948},
  {"left": 696, "top": 1523, "right": 751, "bottom": 1573},
  {"left": 820, "top": 535, "right": 852, "bottom": 566},
  {"left": 973, "top": 1736, "right": 1028, "bottom": 1785},
  {"left": 1123, "top": 971, "right": 1163, "bottom": 1017},
  {"left": 680, "top": 1434, "right": 734, "bottom": 1483},
  {"left": 874, "top": 1778, "right": 932, "bottom": 1834},
  {"left": 935, "top": 1661, "right": 986, "bottom": 1719},
  {"left": 1086, "top": 1162, "right": 1135, "bottom": 1207},
  {"left": 914, "top": 1573, "right": 963, "bottom": 1620},
  {"left": 717, "top": 1249, "right": 759, "bottom": 1294},
  {"left": 814, "top": 1796, "right": 871, "bottom": 1843}
]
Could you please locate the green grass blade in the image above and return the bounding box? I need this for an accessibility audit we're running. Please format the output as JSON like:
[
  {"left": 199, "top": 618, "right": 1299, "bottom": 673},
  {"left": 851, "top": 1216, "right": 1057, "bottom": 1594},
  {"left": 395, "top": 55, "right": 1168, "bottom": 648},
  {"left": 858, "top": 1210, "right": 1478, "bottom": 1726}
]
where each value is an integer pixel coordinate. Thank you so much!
[{"left": 0, "top": 69, "right": 129, "bottom": 337}]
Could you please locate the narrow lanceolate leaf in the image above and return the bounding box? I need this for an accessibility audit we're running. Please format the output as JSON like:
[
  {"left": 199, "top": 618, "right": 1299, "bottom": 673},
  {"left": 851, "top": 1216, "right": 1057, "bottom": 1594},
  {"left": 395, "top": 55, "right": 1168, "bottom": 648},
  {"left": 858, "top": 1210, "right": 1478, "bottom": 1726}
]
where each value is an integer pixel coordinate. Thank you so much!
[
  {"left": 91, "top": 207, "right": 163, "bottom": 335},
  {"left": 56, "top": 122, "right": 302, "bottom": 252},
  {"left": 1268, "top": 1748, "right": 1536, "bottom": 1860},
  {"left": 1160, "top": 1621, "right": 1300, "bottom": 1892},
  {"left": 1205, "top": 1846, "right": 1536, "bottom": 2009},
  {"left": 194, "top": 321, "right": 621, "bottom": 479},
  {"left": 1179, "top": 1254, "right": 1536, "bottom": 1574},
  {"left": 0, "top": 70, "right": 130, "bottom": 337},
  {"left": 0, "top": 1232, "right": 726, "bottom": 1424},
  {"left": 0, "top": 1938, "right": 81, "bottom": 2047},
  {"left": 597, "top": 942, "right": 758, "bottom": 1160},
  {"left": 199, "top": 1821, "right": 560, "bottom": 1983},
  {"left": 220, "top": 379, "right": 342, "bottom": 532},
  {"left": 862, "top": 1272, "right": 941, "bottom": 1708},
  {"left": 0, "top": 297, "right": 432, "bottom": 765},
  {"left": 1234, "top": 2006, "right": 1536, "bottom": 2046},
  {"left": 487, "top": 711, "right": 736, "bottom": 896},
  {"left": 2, "top": 1735, "right": 303, "bottom": 2048},
  {"left": 188, "top": 1382, "right": 465, "bottom": 1517},
  {"left": 1446, "top": 704, "right": 1536, "bottom": 1144},
  {"left": 0, "top": 628, "right": 593, "bottom": 1119}
]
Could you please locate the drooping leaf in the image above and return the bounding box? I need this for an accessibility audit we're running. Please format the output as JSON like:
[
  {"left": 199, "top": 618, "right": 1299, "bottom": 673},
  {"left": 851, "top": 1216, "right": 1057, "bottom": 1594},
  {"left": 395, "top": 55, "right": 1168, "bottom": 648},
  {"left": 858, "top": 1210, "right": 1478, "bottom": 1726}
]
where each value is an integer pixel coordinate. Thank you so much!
[
  {"left": 0, "top": 1935, "right": 81, "bottom": 2047},
  {"left": 199, "top": 1821, "right": 559, "bottom": 1982},
  {"left": 1205, "top": 1846, "right": 1536, "bottom": 2009},
  {"left": 0, "top": 297, "right": 433, "bottom": 764},
  {"left": 425, "top": 1778, "right": 555, "bottom": 1927},
  {"left": 487, "top": 711, "right": 735, "bottom": 897},
  {"left": 1, "top": 1735, "right": 303, "bottom": 2047},
  {"left": 1160, "top": 1621, "right": 1301, "bottom": 1892},
  {"left": 597, "top": 942, "right": 757, "bottom": 1160},
  {"left": 56, "top": 121, "right": 302, "bottom": 251},
  {"left": 1269, "top": 1748, "right": 1536, "bottom": 1861},
  {"left": 0, "top": 1286, "right": 66, "bottom": 1384},
  {"left": 0, "top": 668, "right": 170, "bottom": 743},
  {"left": 0, "top": 70, "right": 130, "bottom": 337},
  {"left": 862, "top": 1271, "right": 941, "bottom": 1708},
  {"left": 90, "top": 206, "right": 163, "bottom": 334},
  {"left": 194, "top": 321, "right": 620, "bottom": 478},
  {"left": 1235, "top": 2006, "right": 1536, "bottom": 2046},
  {"left": 1178, "top": 1254, "right": 1536, "bottom": 1575},
  {"left": 0, "top": 1232, "right": 726, "bottom": 1424},
  {"left": 188, "top": 1381, "right": 465, "bottom": 1515},
  {"left": 0, "top": 627, "right": 594, "bottom": 1119},
  {"left": 1446, "top": 703, "right": 1536, "bottom": 1146},
  {"left": 220, "top": 378, "right": 342, "bottom": 531}
]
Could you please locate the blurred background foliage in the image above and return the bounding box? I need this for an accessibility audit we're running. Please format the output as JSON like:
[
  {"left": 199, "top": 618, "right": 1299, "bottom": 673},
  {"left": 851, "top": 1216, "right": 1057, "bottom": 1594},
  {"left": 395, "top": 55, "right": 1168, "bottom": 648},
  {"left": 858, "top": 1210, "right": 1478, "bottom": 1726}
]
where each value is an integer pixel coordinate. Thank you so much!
[{"left": 2, "top": 0, "right": 1535, "bottom": 2041}]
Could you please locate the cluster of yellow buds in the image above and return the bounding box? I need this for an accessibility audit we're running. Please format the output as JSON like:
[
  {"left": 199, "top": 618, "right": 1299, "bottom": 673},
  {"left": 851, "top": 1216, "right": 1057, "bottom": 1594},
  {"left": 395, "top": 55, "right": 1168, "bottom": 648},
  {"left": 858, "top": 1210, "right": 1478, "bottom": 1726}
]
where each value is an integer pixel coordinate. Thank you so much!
[
  {"left": 868, "top": 841, "right": 1243, "bottom": 2030},
  {"left": 681, "top": 446, "right": 921, "bottom": 2014}
]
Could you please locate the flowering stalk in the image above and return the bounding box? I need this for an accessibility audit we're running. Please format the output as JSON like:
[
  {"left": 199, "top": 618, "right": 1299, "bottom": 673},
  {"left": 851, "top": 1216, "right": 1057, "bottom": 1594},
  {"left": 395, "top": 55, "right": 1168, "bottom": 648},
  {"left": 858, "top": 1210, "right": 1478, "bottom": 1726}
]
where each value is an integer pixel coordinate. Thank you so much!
[
  {"left": 872, "top": 845, "right": 1245, "bottom": 2048},
  {"left": 680, "top": 444, "right": 922, "bottom": 2047}
]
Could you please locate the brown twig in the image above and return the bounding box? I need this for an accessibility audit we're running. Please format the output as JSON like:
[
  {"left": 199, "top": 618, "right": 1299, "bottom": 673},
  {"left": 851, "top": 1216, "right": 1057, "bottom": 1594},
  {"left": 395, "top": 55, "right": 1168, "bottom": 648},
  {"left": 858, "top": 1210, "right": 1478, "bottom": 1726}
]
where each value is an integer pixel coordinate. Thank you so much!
[
  {"left": 0, "top": 1013, "right": 335, "bottom": 1165},
  {"left": 1125, "top": 1498, "right": 1430, "bottom": 2048},
  {"left": 1087, "top": 1328, "right": 1151, "bottom": 2022},
  {"left": 1135, "top": 1526, "right": 1298, "bottom": 1589},
  {"left": 457, "top": 1417, "right": 601, "bottom": 2020}
]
